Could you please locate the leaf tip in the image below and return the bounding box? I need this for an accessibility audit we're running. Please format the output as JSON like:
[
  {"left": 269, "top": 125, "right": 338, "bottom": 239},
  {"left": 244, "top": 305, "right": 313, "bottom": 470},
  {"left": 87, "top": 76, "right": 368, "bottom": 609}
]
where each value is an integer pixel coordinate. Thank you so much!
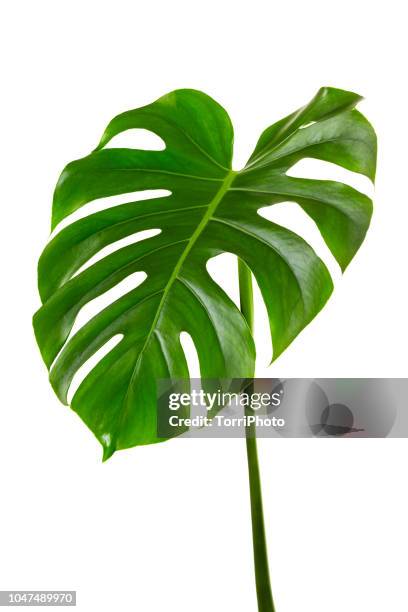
[
  {"left": 101, "top": 433, "right": 116, "bottom": 462},
  {"left": 102, "top": 446, "right": 115, "bottom": 462},
  {"left": 318, "top": 85, "right": 363, "bottom": 104}
]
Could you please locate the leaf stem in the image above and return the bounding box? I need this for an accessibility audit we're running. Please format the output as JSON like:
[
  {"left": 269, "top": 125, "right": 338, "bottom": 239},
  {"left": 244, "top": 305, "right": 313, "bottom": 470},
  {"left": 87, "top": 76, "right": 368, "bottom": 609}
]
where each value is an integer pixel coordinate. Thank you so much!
[{"left": 238, "top": 259, "right": 276, "bottom": 612}]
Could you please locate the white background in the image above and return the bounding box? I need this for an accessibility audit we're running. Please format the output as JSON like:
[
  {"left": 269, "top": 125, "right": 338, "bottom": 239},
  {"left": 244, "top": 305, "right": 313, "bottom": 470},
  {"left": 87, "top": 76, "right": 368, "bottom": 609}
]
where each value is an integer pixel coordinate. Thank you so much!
[{"left": 1, "top": 1, "right": 407, "bottom": 611}]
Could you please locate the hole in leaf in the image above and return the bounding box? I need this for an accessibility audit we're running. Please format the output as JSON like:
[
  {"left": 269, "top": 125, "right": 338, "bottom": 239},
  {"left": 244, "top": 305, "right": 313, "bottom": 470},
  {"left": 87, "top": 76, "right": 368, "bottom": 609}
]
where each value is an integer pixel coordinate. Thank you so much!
[
  {"left": 51, "top": 189, "right": 171, "bottom": 237},
  {"left": 67, "top": 271, "right": 147, "bottom": 342},
  {"left": 251, "top": 273, "right": 273, "bottom": 367},
  {"left": 180, "top": 331, "right": 200, "bottom": 379},
  {"left": 104, "top": 128, "right": 165, "bottom": 151},
  {"left": 72, "top": 229, "right": 161, "bottom": 277},
  {"left": 287, "top": 159, "right": 373, "bottom": 198},
  {"left": 67, "top": 334, "right": 124, "bottom": 404},
  {"left": 206, "top": 252, "right": 240, "bottom": 308},
  {"left": 258, "top": 203, "right": 341, "bottom": 281}
]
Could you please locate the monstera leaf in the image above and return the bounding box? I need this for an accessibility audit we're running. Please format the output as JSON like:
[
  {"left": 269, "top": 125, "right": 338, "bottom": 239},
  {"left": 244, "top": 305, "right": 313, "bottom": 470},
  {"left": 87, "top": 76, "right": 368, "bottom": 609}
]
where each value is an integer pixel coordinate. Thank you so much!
[{"left": 33, "top": 87, "right": 376, "bottom": 459}]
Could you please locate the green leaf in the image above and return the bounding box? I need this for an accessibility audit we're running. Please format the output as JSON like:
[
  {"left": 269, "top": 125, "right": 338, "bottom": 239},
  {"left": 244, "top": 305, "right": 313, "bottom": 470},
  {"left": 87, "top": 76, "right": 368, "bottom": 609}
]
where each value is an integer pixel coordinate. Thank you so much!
[{"left": 33, "top": 87, "right": 376, "bottom": 458}]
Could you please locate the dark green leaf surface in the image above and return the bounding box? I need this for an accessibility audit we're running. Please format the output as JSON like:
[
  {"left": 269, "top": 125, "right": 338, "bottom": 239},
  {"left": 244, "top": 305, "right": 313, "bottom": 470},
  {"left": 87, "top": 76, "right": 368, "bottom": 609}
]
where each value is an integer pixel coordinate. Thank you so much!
[{"left": 33, "top": 88, "right": 376, "bottom": 458}]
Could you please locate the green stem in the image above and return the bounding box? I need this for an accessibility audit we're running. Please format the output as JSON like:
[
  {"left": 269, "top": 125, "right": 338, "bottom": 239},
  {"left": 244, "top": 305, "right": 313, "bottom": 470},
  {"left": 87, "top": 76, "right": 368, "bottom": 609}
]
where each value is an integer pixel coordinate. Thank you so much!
[{"left": 238, "top": 259, "right": 276, "bottom": 612}]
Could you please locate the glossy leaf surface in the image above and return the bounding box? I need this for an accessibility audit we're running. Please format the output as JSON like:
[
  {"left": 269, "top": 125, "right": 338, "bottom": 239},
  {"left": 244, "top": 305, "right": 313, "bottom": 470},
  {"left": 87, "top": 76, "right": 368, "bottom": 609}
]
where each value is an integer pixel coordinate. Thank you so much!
[{"left": 34, "top": 88, "right": 376, "bottom": 458}]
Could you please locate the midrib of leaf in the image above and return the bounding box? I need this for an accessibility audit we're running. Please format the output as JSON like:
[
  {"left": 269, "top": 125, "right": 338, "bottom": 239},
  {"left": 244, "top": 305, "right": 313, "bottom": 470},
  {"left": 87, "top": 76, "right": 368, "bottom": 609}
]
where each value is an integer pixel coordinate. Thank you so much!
[
  {"left": 134, "top": 170, "right": 237, "bottom": 339},
  {"left": 107, "top": 169, "right": 237, "bottom": 454}
]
